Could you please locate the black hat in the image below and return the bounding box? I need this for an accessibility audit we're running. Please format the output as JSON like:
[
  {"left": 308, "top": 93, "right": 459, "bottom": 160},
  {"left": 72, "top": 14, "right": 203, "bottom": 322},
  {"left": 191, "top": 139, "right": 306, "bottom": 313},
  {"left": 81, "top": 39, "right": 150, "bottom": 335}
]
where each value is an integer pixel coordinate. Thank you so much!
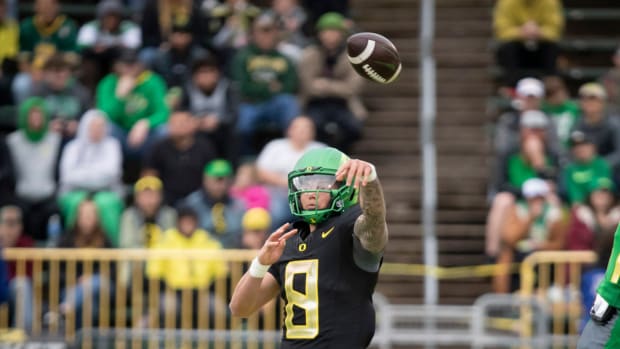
[
  {"left": 177, "top": 206, "right": 198, "bottom": 220},
  {"left": 191, "top": 54, "right": 219, "bottom": 73},
  {"left": 569, "top": 130, "right": 594, "bottom": 147},
  {"left": 116, "top": 48, "right": 139, "bottom": 64},
  {"left": 171, "top": 21, "right": 193, "bottom": 34}
]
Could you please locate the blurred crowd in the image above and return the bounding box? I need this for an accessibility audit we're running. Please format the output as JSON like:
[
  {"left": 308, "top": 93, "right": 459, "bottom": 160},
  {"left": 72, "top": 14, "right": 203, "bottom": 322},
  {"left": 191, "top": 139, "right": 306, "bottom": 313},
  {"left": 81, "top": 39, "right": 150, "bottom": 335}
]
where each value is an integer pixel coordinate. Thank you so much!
[
  {"left": 0, "top": 0, "right": 366, "bottom": 330},
  {"left": 489, "top": 0, "right": 620, "bottom": 317}
]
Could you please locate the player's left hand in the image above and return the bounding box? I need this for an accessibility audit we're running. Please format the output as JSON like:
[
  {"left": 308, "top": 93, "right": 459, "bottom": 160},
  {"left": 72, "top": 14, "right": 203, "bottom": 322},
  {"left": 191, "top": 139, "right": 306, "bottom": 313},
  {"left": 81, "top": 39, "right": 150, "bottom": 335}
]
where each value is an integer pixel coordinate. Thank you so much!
[{"left": 335, "top": 159, "right": 376, "bottom": 189}]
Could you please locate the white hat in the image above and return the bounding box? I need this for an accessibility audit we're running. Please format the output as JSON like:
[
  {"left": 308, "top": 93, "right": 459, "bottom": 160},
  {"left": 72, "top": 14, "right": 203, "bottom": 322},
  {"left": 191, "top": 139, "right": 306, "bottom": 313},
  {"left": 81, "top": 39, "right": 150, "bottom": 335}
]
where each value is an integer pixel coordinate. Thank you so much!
[
  {"left": 520, "top": 110, "right": 548, "bottom": 129},
  {"left": 516, "top": 77, "right": 545, "bottom": 98},
  {"left": 522, "top": 178, "right": 549, "bottom": 199}
]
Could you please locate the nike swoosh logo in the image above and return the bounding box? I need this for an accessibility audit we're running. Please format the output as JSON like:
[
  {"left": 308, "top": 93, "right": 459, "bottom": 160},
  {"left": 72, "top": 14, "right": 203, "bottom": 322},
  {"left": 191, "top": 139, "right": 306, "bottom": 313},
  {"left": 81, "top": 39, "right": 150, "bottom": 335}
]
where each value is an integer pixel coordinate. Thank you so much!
[{"left": 321, "top": 227, "right": 335, "bottom": 239}]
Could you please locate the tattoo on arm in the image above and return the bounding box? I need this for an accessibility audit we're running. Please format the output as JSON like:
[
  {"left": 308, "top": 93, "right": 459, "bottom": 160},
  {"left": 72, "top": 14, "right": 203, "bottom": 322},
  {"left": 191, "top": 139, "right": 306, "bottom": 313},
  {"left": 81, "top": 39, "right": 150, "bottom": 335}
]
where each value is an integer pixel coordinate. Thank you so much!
[{"left": 354, "top": 179, "right": 388, "bottom": 253}]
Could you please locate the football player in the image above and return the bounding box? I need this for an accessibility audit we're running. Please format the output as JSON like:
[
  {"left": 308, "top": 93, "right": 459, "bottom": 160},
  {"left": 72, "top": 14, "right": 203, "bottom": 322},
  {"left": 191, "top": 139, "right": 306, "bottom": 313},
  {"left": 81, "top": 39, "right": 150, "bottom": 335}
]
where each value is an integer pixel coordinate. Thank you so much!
[
  {"left": 230, "top": 147, "right": 388, "bottom": 348},
  {"left": 578, "top": 223, "right": 620, "bottom": 348}
]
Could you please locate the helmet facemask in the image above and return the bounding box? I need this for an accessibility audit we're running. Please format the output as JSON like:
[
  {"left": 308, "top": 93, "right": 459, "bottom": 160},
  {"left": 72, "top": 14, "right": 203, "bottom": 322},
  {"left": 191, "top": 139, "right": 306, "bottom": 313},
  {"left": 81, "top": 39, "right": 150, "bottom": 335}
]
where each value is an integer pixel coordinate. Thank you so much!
[{"left": 288, "top": 168, "right": 357, "bottom": 224}]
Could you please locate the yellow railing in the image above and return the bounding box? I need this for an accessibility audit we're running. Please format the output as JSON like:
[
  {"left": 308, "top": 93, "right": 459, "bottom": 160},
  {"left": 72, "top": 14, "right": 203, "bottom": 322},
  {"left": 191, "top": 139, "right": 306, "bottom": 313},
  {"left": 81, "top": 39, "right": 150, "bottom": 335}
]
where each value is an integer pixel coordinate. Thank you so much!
[
  {"left": 519, "top": 250, "right": 598, "bottom": 349},
  {"left": 1, "top": 248, "right": 275, "bottom": 349}
]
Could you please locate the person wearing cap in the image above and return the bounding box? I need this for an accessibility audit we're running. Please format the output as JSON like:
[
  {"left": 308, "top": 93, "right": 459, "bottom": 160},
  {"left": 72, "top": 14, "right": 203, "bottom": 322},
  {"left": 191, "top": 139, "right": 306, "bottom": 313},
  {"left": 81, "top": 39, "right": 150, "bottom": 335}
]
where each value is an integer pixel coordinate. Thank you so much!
[
  {"left": 77, "top": 0, "right": 141, "bottom": 89},
  {"left": 96, "top": 47, "right": 169, "bottom": 159},
  {"left": 181, "top": 55, "right": 239, "bottom": 162},
  {"left": 493, "top": 177, "right": 565, "bottom": 293},
  {"left": 29, "top": 53, "right": 91, "bottom": 140},
  {"left": 598, "top": 46, "right": 620, "bottom": 113},
  {"left": 561, "top": 130, "right": 611, "bottom": 206},
  {"left": 494, "top": 77, "right": 561, "bottom": 158},
  {"left": 542, "top": 76, "right": 580, "bottom": 149},
  {"left": 152, "top": 21, "right": 210, "bottom": 88},
  {"left": 146, "top": 205, "right": 228, "bottom": 327},
  {"left": 119, "top": 176, "right": 177, "bottom": 250},
  {"left": 571, "top": 82, "right": 620, "bottom": 180},
  {"left": 486, "top": 109, "right": 559, "bottom": 258},
  {"left": 180, "top": 159, "right": 246, "bottom": 248},
  {"left": 493, "top": 0, "right": 564, "bottom": 86},
  {"left": 241, "top": 207, "right": 271, "bottom": 250},
  {"left": 231, "top": 11, "right": 300, "bottom": 156},
  {"left": 144, "top": 109, "right": 217, "bottom": 206},
  {"left": 298, "top": 12, "right": 365, "bottom": 154}
]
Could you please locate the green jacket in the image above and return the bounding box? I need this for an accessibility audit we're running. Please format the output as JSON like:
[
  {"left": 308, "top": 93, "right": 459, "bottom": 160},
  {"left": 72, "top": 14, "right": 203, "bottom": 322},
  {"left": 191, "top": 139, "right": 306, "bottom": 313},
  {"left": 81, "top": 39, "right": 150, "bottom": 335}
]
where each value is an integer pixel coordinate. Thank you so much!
[
  {"left": 542, "top": 100, "right": 580, "bottom": 148},
  {"left": 563, "top": 156, "right": 611, "bottom": 204},
  {"left": 507, "top": 153, "right": 555, "bottom": 190},
  {"left": 96, "top": 71, "right": 169, "bottom": 131},
  {"left": 19, "top": 15, "right": 77, "bottom": 53},
  {"left": 232, "top": 44, "right": 298, "bottom": 102}
]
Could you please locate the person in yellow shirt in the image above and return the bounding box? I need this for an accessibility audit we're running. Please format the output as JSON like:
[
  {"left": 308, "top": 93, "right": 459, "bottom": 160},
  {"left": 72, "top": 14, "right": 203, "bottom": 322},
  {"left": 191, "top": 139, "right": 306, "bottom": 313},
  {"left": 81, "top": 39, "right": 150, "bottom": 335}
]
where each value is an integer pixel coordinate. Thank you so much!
[
  {"left": 147, "top": 206, "right": 228, "bottom": 327},
  {"left": 0, "top": 0, "right": 18, "bottom": 106},
  {"left": 493, "top": 0, "right": 564, "bottom": 86}
]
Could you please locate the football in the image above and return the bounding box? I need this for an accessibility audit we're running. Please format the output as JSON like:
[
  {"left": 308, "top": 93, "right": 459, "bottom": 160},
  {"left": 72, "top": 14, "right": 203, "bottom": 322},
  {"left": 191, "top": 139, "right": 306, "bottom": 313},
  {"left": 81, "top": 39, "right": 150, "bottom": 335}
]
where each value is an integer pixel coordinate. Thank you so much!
[{"left": 346, "top": 32, "right": 402, "bottom": 84}]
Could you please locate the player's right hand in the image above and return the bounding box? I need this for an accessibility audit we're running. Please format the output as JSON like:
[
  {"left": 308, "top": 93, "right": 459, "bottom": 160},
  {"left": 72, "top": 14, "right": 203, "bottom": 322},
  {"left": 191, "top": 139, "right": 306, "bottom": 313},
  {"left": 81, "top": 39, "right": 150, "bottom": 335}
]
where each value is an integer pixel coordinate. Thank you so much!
[{"left": 257, "top": 223, "right": 298, "bottom": 265}]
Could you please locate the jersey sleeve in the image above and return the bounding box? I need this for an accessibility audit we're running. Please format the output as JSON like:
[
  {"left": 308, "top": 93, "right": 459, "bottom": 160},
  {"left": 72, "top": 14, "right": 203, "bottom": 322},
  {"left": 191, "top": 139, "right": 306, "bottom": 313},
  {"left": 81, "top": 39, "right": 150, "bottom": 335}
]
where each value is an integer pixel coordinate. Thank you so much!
[{"left": 267, "top": 263, "right": 281, "bottom": 285}]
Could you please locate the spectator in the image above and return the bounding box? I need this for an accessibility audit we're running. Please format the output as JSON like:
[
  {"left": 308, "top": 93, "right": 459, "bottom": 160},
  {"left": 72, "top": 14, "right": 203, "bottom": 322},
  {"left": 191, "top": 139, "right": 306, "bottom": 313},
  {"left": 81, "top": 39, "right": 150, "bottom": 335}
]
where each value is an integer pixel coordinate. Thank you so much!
[
  {"left": 144, "top": 110, "right": 217, "bottom": 206},
  {"left": 182, "top": 55, "right": 239, "bottom": 161},
  {"left": 96, "top": 48, "right": 169, "bottom": 159},
  {"left": 146, "top": 206, "right": 228, "bottom": 327},
  {"left": 599, "top": 46, "right": 620, "bottom": 113},
  {"left": 270, "top": 0, "right": 309, "bottom": 63},
  {"left": 568, "top": 177, "right": 620, "bottom": 252},
  {"left": 118, "top": 176, "right": 176, "bottom": 285},
  {"left": 256, "top": 115, "right": 325, "bottom": 226},
  {"left": 206, "top": 0, "right": 261, "bottom": 62},
  {"left": 58, "top": 110, "right": 123, "bottom": 197},
  {"left": 0, "top": 0, "right": 18, "bottom": 106},
  {"left": 486, "top": 110, "right": 559, "bottom": 258},
  {"left": 493, "top": 0, "right": 564, "bottom": 86},
  {"left": 299, "top": 12, "right": 365, "bottom": 153},
  {"left": 542, "top": 76, "right": 580, "bottom": 150},
  {"left": 6, "top": 97, "right": 61, "bottom": 241},
  {"left": 180, "top": 159, "right": 246, "bottom": 249},
  {"left": 0, "top": 136, "right": 15, "bottom": 206},
  {"left": 572, "top": 83, "right": 620, "bottom": 181},
  {"left": 240, "top": 207, "right": 271, "bottom": 249},
  {"left": 14, "top": 0, "right": 79, "bottom": 104},
  {"left": 152, "top": 21, "right": 210, "bottom": 89},
  {"left": 230, "top": 161, "right": 270, "bottom": 210},
  {"left": 50, "top": 199, "right": 113, "bottom": 328},
  {"left": 231, "top": 12, "right": 300, "bottom": 156},
  {"left": 494, "top": 77, "right": 560, "bottom": 157},
  {"left": 57, "top": 110, "right": 124, "bottom": 245},
  {"left": 0, "top": 205, "right": 34, "bottom": 331},
  {"left": 301, "top": 0, "right": 350, "bottom": 37},
  {"left": 139, "top": 0, "right": 209, "bottom": 67},
  {"left": 77, "top": 0, "right": 141, "bottom": 90},
  {"left": 493, "top": 178, "right": 566, "bottom": 293},
  {"left": 561, "top": 130, "right": 611, "bottom": 206},
  {"left": 30, "top": 53, "right": 91, "bottom": 141},
  {"left": 119, "top": 176, "right": 177, "bottom": 249}
]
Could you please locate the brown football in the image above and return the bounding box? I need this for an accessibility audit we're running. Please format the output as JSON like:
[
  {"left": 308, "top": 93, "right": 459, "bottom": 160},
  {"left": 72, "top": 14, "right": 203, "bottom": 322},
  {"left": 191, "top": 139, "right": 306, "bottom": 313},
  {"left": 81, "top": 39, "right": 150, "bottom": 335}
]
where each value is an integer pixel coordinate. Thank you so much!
[{"left": 346, "top": 32, "right": 402, "bottom": 84}]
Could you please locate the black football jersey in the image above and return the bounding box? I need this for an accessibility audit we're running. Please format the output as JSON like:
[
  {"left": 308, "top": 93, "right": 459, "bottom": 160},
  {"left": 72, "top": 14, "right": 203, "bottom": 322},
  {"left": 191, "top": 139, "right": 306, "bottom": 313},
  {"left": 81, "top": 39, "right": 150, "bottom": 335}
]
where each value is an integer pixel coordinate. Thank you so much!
[{"left": 268, "top": 205, "right": 380, "bottom": 348}]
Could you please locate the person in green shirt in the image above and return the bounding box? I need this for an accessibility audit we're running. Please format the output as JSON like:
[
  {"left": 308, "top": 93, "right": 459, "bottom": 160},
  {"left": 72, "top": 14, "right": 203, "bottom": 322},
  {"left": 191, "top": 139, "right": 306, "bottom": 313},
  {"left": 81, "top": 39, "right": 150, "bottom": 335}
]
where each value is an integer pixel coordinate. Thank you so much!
[
  {"left": 542, "top": 76, "right": 580, "bottom": 150},
  {"left": 562, "top": 130, "right": 612, "bottom": 205},
  {"left": 13, "top": 0, "right": 79, "bottom": 103},
  {"left": 231, "top": 12, "right": 300, "bottom": 156},
  {"left": 96, "top": 48, "right": 169, "bottom": 158}
]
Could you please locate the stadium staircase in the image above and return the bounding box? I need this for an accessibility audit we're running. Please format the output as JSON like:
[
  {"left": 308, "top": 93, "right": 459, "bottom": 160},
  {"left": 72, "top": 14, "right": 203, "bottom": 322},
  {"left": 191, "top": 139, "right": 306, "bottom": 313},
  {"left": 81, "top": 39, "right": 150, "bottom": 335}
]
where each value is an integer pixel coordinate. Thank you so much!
[{"left": 350, "top": 0, "right": 494, "bottom": 305}]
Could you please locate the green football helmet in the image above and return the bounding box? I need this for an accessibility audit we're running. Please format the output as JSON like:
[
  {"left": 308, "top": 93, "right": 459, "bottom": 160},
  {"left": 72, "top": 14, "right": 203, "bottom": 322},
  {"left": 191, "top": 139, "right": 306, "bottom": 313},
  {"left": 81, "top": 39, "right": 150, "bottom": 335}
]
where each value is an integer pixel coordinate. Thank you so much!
[{"left": 288, "top": 147, "right": 359, "bottom": 224}]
